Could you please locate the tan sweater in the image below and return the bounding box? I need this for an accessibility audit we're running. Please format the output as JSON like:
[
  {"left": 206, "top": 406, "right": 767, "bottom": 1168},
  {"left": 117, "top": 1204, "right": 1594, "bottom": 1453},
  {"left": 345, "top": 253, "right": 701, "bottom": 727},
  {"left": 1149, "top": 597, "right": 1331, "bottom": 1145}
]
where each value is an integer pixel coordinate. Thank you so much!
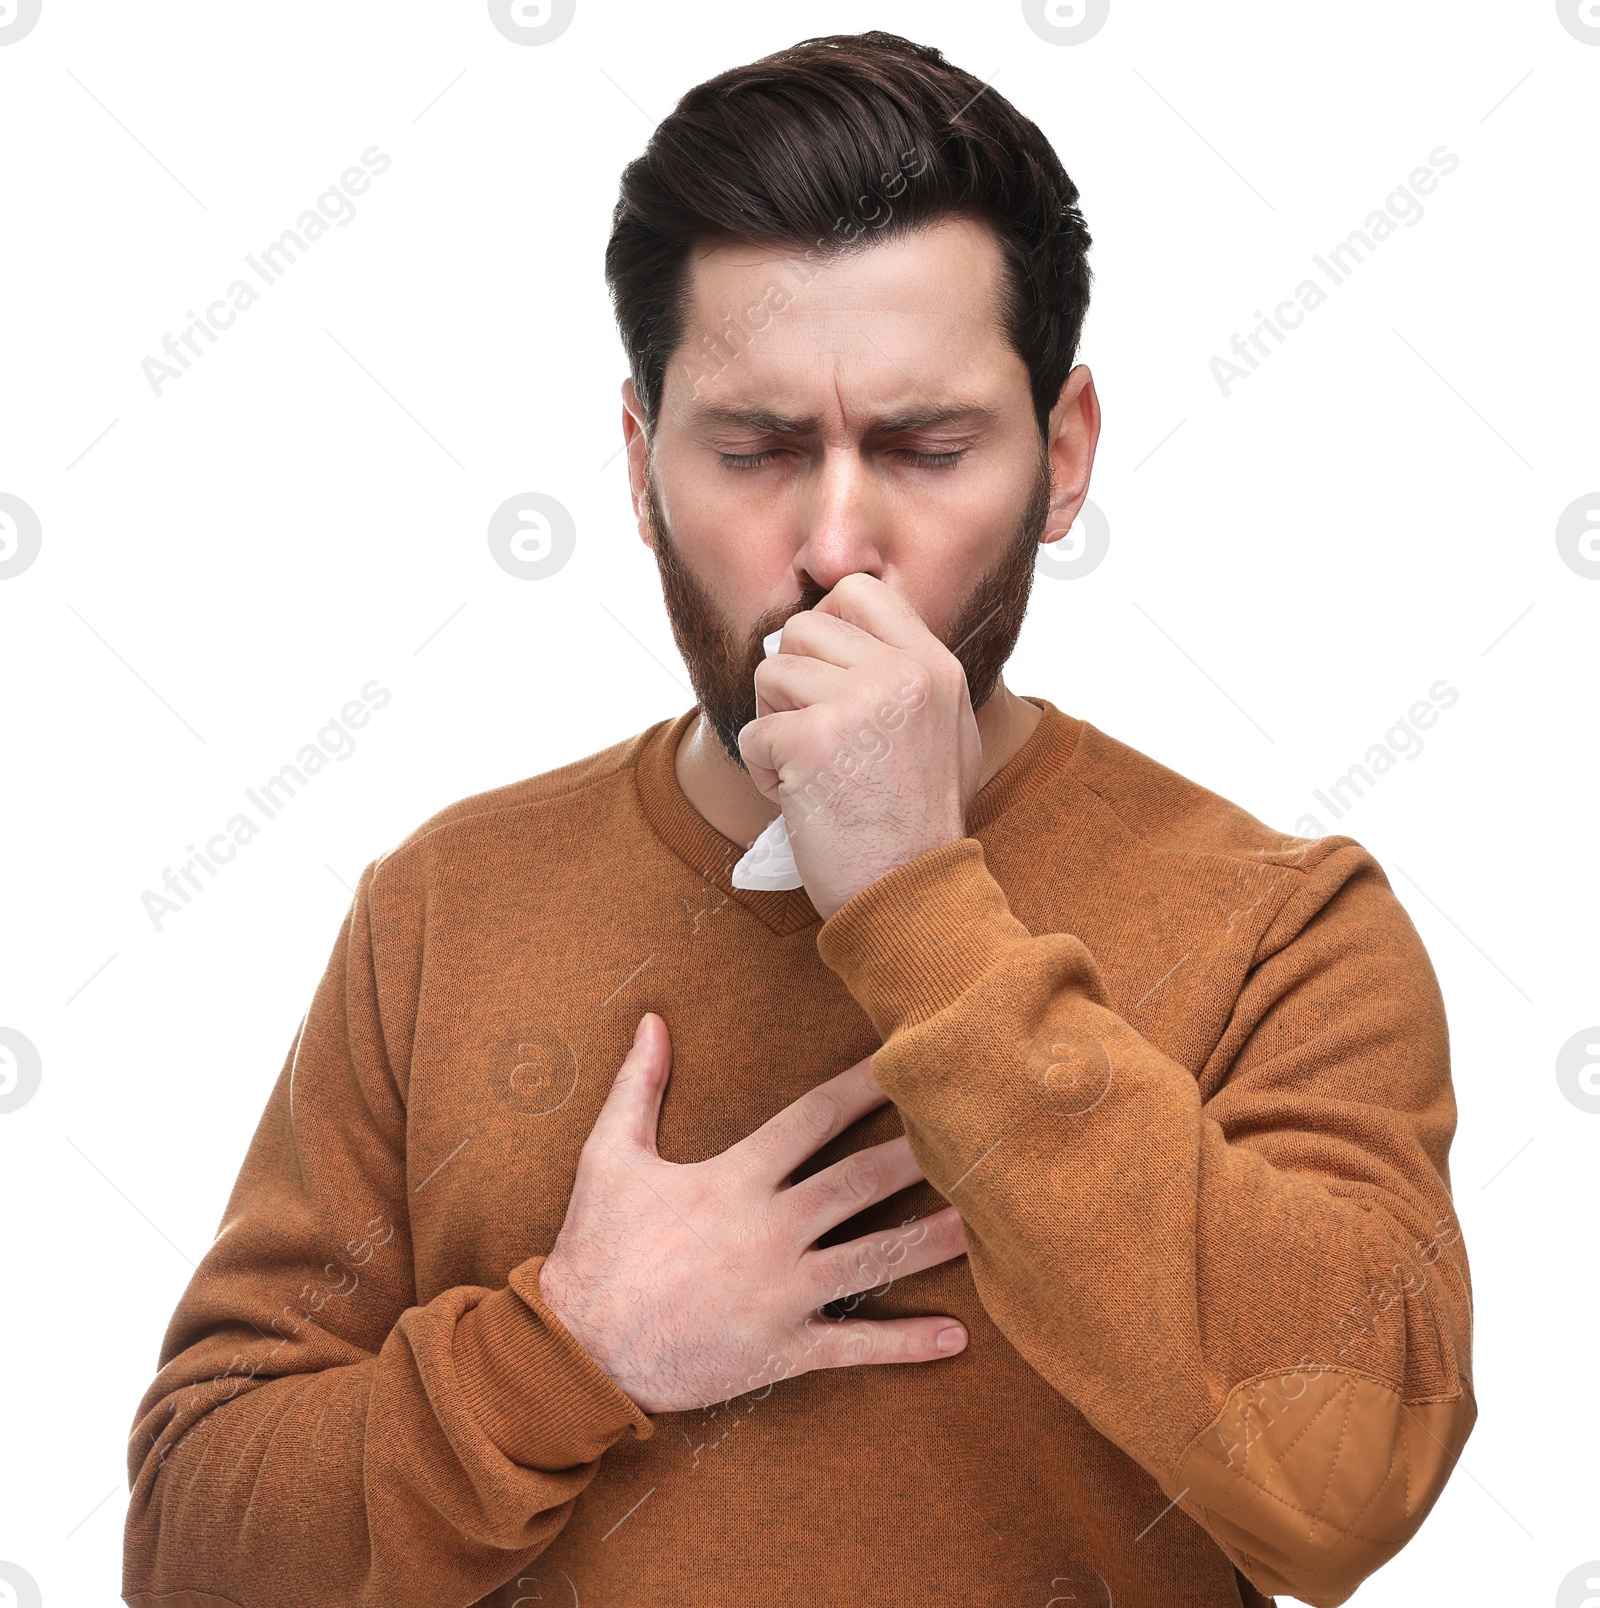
[{"left": 123, "top": 698, "right": 1475, "bottom": 1608}]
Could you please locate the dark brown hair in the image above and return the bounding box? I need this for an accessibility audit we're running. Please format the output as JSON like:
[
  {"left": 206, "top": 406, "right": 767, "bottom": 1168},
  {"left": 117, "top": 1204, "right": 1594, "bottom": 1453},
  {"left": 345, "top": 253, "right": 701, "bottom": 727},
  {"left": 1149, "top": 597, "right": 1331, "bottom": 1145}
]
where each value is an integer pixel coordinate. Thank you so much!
[{"left": 605, "top": 30, "right": 1093, "bottom": 440}]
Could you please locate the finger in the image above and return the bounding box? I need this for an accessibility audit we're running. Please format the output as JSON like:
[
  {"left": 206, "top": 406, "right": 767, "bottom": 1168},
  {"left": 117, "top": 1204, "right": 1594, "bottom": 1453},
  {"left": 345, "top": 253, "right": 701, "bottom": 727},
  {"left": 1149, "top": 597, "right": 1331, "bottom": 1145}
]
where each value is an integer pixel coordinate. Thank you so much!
[
  {"left": 587, "top": 1013, "right": 672, "bottom": 1158},
  {"left": 735, "top": 711, "right": 785, "bottom": 802},
  {"left": 770, "top": 606, "right": 884, "bottom": 672},
  {"left": 803, "top": 1205, "right": 968, "bottom": 1308},
  {"left": 731, "top": 1055, "right": 889, "bottom": 1183},
  {"left": 752, "top": 652, "right": 853, "bottom": 716},
  {"left": 740, "top": 700, "right": 889, "bottom": 793},
  {"left": 789, "top": 1312, "right": 969, "bottom": 1377},
  {"left": 809, "top": 572, "right": 933, "bottom": 651},
  {"left": 739, "top": 707, "right": 826, "bottom": 800},
  {"left": 782, "top": 1132, "right": 926, "bottom": 1245}
]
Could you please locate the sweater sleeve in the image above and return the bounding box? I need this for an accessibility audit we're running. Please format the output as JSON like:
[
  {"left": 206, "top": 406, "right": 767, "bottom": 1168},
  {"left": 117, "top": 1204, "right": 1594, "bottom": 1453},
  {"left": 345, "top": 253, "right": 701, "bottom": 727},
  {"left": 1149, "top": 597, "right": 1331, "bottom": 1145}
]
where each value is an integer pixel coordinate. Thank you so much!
[
  {"left": 122, "top": 859, "right": 656, "bottom": 1608},
  {"left": 815, "top": 835, "right": 1475, "bottom": 1608}
]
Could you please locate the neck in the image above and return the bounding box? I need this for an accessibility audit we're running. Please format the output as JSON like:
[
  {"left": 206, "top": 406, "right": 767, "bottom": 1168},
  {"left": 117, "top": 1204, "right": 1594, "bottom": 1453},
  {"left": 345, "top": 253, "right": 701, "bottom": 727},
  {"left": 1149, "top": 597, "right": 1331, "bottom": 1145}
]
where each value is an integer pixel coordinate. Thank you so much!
[{"left": 673, "top": 675, "right": 1044, "bottom": 851}]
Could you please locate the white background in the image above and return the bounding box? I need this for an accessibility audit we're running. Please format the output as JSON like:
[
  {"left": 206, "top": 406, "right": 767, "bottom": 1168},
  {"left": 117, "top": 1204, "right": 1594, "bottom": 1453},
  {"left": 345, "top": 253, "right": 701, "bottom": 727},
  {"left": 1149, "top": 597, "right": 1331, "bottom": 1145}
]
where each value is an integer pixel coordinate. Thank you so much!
[{"left": 1, "top": 2, "right": 1595, "bottom": 1603}]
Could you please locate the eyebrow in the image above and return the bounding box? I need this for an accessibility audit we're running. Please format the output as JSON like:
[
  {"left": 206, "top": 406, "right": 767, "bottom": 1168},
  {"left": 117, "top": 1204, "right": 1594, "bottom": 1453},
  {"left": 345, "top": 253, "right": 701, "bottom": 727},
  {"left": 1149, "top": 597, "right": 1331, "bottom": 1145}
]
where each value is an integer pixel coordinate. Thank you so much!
[{"left": 686, "top": 401, "right": 1001, "bottom": 436}]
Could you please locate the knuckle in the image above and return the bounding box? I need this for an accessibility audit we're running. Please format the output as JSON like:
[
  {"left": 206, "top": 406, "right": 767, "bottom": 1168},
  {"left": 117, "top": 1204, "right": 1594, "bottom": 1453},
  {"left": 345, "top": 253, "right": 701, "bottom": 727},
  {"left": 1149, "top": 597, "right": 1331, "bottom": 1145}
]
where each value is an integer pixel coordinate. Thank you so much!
[
  {"left": 837, "top": 1321, "right": 877, "bottom": 1364},
  {"left": 898, "top": 667, "right": 935, "bottom": 707},
  {"left": 852, "top": 1247, "right": 890, "bottom": 1293},
  {"left": 797, "top": 1087, "right": 841, "bottom": 1144},
  {"left": 846, "top": 1242, "right": 885, "bottom": 1290},
  {"left": 841, "top": 1152, "right": 877, "bottom": 1200}
]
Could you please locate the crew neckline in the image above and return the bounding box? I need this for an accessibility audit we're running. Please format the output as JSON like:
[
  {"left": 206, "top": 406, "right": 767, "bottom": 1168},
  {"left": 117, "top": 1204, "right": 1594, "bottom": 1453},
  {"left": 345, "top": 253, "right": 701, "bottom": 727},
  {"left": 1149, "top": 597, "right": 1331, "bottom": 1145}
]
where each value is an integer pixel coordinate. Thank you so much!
[{"left": 633, "top": 697, "right": 1083, "bottom": 936}]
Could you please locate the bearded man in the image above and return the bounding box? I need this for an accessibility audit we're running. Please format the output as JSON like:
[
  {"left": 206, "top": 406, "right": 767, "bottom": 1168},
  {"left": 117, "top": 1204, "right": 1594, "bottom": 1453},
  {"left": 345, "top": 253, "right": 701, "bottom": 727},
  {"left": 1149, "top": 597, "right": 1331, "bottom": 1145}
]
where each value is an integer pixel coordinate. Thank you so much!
[{"left": 124, "top": 30, "right": 1474, "bottom": 1608}]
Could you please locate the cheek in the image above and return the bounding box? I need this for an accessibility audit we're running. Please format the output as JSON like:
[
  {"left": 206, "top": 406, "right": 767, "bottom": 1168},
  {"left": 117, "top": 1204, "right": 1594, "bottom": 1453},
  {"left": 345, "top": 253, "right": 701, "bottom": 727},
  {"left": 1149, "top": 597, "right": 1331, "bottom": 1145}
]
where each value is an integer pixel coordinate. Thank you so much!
[
  {"left": 887, "top": 508, "right": 998, "bottom": 606},
  {"left": 656, "top": 451, "right": 785, "bottom": 581}
]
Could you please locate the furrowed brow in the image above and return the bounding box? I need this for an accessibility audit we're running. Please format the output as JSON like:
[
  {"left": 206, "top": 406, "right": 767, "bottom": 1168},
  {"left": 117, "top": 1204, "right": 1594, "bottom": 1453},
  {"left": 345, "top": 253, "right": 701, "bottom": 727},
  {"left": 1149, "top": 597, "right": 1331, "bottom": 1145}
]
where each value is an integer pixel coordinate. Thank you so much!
[
  {"left": 868, "top": 403, "right": 1000, "bottom": 435},
  {"left": 687, "top": 401, "right": 999, "bottom": 436},
  {"left": 688, "top": 404, "right": 820, "bottom": 436}
]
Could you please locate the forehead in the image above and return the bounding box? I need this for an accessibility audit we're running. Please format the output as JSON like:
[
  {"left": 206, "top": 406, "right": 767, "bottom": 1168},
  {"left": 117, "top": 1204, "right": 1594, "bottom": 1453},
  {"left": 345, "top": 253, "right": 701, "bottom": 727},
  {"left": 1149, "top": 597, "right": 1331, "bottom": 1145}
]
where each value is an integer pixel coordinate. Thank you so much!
[{"left": 667, "top": 215, "right": 1025, "bottom": 424}]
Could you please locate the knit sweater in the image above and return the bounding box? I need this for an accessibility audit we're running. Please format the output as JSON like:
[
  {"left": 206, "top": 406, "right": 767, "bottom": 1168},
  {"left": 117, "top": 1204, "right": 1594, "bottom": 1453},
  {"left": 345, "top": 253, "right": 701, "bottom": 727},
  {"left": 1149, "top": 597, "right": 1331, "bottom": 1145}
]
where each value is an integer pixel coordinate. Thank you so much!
[{"left": 123, "top": 697, "right": 1475, "bottom": 1608}]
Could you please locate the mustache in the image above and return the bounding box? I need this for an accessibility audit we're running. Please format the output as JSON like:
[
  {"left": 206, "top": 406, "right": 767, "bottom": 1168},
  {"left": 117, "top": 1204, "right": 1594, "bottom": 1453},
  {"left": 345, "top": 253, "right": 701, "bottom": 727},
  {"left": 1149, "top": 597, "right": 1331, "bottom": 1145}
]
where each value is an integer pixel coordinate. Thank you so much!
[{"left": 754, "top": 582, "right": 831, "bottom": 652}]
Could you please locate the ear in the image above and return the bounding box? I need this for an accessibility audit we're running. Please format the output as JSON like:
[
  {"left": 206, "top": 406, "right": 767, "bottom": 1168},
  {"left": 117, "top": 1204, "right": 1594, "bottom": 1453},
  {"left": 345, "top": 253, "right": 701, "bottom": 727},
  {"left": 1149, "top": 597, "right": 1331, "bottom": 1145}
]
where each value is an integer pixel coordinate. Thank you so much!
[
  {"left": 621, "top": 377, "right": 655, "bottom": 551},
  {"left": 1040, "top": 365, "right": 1101, "bottom": 545}
]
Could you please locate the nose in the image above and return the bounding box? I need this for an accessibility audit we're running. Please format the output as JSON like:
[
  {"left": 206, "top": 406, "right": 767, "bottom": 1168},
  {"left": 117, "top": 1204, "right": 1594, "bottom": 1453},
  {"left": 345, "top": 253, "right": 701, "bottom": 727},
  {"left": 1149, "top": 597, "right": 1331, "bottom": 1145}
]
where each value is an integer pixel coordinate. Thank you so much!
[{"left": 790, "top": 444, "right": 886, "bottom": 594}]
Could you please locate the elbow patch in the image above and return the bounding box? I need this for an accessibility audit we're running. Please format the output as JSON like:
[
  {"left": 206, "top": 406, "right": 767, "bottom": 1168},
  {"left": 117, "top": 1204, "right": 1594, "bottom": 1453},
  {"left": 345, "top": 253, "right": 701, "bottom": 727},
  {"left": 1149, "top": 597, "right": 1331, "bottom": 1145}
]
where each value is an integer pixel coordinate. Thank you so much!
[{"left": 1166, "top": 1368, "right": 1476, "bottom": 1607}]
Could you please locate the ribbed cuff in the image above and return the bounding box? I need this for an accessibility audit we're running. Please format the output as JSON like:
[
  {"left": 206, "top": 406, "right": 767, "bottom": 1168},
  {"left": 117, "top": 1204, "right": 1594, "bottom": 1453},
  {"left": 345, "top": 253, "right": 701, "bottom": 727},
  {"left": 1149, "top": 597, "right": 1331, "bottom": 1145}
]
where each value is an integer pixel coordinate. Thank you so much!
[
  {"left": 453, "top": 1254, "right": 655, "bottom": 1470},
  {"left": 815, "top": 838, "right": 1033, "bottom": 1037}
]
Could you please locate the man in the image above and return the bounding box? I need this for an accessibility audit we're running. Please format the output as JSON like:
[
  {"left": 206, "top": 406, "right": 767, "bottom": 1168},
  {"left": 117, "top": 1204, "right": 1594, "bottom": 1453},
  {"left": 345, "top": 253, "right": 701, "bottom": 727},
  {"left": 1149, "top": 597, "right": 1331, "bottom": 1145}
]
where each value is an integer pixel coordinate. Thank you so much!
[{"left": 123, "top": 31, "right": 1474, "bottom": 1608}]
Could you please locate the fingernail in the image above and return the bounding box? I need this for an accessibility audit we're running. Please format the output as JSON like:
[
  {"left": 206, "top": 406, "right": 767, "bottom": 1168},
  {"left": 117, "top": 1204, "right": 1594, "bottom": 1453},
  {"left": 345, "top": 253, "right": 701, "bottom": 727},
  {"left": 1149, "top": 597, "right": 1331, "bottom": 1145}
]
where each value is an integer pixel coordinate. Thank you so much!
[{"left": 936, "top": 1325, "right": 967, "bottom": 1352}]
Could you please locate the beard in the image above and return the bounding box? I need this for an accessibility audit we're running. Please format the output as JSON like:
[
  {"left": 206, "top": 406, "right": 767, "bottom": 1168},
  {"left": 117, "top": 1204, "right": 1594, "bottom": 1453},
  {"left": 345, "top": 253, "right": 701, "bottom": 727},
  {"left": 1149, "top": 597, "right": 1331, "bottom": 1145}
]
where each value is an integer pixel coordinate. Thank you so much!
[{"left": 646, "top": 445, "right": 1052, "bottom": 770}]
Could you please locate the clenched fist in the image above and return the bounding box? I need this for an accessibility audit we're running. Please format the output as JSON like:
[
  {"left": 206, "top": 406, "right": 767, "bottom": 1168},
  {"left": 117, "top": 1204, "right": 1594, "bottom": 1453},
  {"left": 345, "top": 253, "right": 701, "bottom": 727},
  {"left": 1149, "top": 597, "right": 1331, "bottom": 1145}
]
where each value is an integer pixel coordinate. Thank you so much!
[{"left": 738, "top": 572, "right": 985, "bottom": 921}]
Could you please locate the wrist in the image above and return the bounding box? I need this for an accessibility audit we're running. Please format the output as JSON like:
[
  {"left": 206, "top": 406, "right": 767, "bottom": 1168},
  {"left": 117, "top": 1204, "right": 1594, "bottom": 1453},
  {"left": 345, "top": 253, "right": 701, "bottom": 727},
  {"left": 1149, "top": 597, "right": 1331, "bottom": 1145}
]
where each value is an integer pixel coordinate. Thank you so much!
[
  {"left": 818, "top": 827, "right": 968, "bottom": 921},
  {"left": 536, "top": 1254, "right": 594, "bottom": 1355}
]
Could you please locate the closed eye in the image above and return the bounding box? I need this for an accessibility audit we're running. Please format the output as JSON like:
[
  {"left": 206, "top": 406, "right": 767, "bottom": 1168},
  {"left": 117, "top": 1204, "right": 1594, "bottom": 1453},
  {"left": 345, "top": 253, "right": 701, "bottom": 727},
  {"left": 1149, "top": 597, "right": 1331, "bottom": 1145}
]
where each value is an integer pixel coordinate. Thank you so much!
[{"left": 718, "top": 447, "right": 968, "bottom": 470}]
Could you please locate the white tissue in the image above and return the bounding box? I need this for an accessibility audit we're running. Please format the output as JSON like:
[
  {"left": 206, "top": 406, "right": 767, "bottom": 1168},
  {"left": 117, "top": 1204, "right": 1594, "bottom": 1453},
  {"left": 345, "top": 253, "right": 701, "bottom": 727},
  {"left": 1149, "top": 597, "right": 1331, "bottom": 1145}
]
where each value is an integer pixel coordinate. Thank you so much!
[
  {"left": 730, "top": 629, "right": 806, "bottom": 891},
  {"left": 730, "top": 812, "right": 801, "bottom": 891}
]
